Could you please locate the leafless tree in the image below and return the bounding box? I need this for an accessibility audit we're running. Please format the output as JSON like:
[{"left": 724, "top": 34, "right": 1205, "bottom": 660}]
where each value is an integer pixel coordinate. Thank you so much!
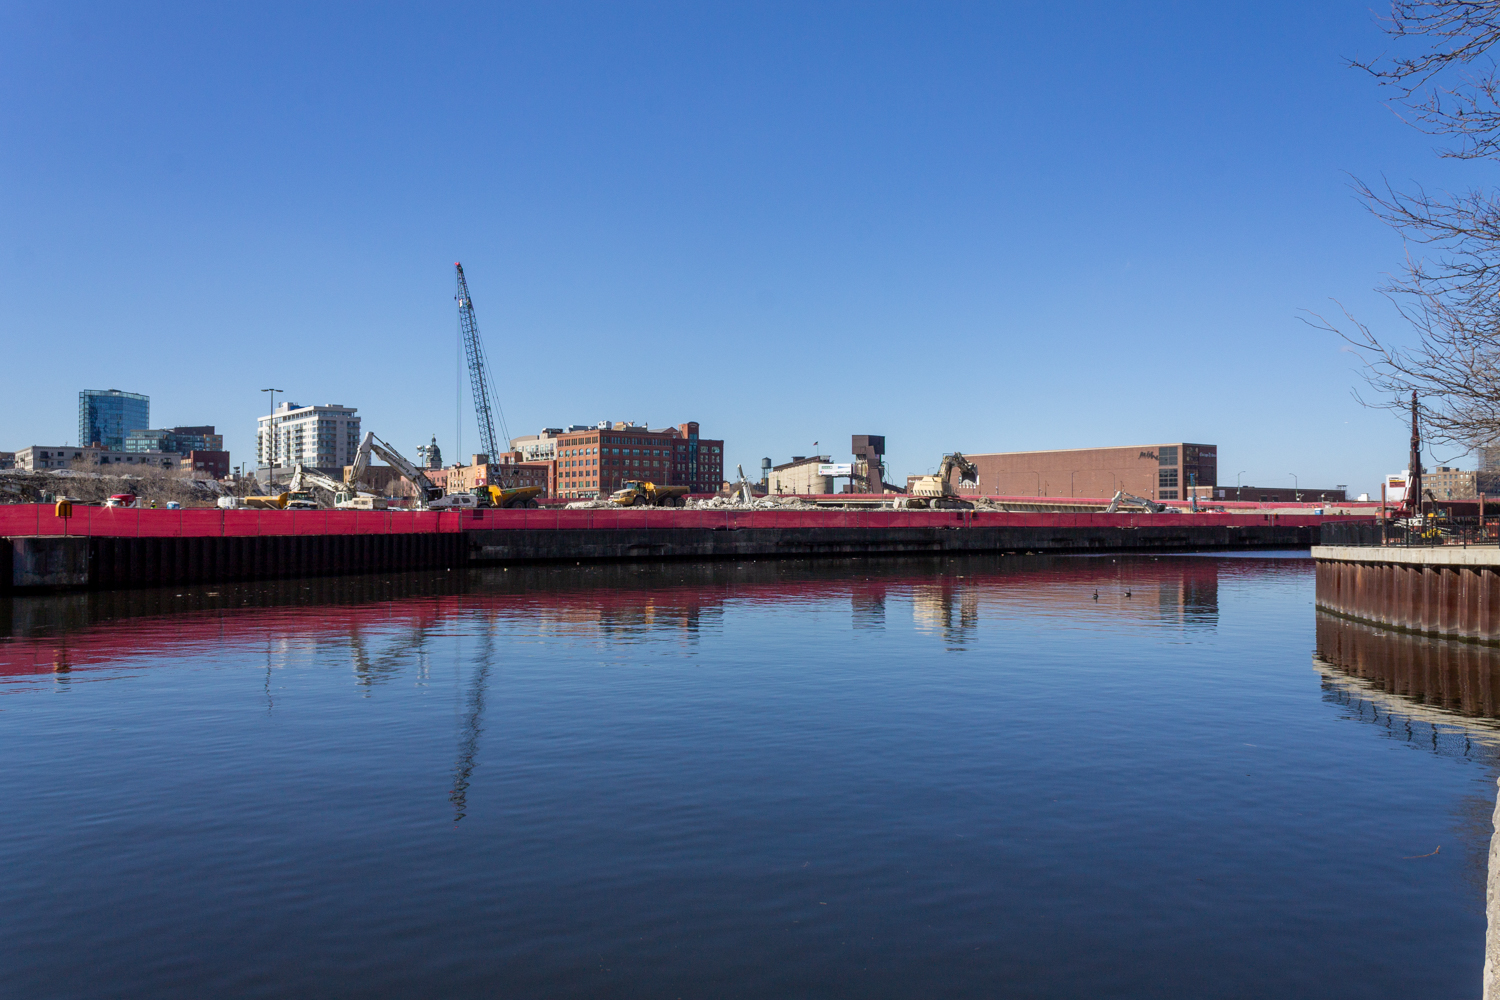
[{"left": 1315, "top": 2, "right": 1500, "bottom": 450}]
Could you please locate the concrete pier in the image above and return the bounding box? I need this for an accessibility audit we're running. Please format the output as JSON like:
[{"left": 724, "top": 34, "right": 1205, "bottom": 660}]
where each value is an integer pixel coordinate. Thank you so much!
[{"left": 1313, "top": 545, "right": 1500, "bottom": 642}]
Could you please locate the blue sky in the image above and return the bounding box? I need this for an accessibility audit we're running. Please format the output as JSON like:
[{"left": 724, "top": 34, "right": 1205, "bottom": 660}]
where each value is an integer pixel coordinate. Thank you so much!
[{"left": 0, "top": 1, "right": 1478, "bottom": 494}]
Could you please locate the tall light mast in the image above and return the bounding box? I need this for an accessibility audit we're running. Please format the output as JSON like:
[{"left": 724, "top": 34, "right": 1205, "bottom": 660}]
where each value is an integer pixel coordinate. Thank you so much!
[{"left": 454, "top": 263, "right": 508, "bottom": 459}]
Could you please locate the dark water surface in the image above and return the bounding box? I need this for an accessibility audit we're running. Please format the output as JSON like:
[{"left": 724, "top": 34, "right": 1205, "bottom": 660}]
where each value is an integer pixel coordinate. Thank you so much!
[{"left": 1, "top": 554, "right": 1495, "bottom": 999}]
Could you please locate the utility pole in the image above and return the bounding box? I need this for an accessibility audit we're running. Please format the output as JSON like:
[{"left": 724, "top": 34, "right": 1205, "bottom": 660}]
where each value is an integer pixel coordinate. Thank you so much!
[
  {"left": 1408, "top": 390, "right": 1424, "bottom": 516},
  {"left": 261, "top": 388, "right": 282, "bottom": 481}
]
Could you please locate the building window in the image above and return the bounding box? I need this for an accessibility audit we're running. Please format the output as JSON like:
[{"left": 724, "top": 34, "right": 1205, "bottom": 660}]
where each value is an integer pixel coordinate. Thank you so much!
[
  {"left": 1159, "top": 469, "right": 1178, "bottom": 489},
  {"left": 1159, "top": 490, "right": 1178, "bottom": 500},
  {"left": 1158, "top": 446, "right": 1178, "bottom": 467}
]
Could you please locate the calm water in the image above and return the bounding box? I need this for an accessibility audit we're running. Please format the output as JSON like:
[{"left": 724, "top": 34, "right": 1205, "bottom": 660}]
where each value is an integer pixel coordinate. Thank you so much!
[{"left": 1, "top": 554, "right": 1495, "bottom": 999}]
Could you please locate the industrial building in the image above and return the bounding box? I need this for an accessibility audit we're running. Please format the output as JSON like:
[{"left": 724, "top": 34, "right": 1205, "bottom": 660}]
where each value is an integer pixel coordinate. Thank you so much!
[
  {"left": 962, "top": 443, "right": 1218, "bottom": 501},
  {"left": 542, "top": 421, "right": 723, "bottom": 500},
  {"left": 79, "top": 389, "right": 149, "bottom": 451},
  {"left": 1212, "top": 484, "right": 1347, "bottom": 503},
  {"left": 12, "top": 445, "right": 182, "bottom": 472},
  {"left": 768, "top": 456, "right": 834, "bottom": 495},
  {"left": 445, "top": 454, "right": 551, "bottom": 495},
  {"left": 257, "top": 402, "right": 361, "bottom": 476}
]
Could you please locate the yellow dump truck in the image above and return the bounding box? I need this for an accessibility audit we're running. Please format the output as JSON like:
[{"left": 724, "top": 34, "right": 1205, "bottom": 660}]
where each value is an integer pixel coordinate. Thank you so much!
[
  {"left": 240, "top": 493, "right": 290, "bottom": 510},
  {"left": 476, "top": 485, "right": 544, "bottom": 509},
  {"left": 608, "top": 481, "right": 689, "bottom": 507}
]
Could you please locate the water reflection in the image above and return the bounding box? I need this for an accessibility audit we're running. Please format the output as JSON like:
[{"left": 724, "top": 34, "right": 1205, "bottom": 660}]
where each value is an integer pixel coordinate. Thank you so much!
[
  {"left": 1, "top": 554, "right": 1239, "bottom": 678},
  {"left": 1316, "top": 613, "right": 1500, "bottom": 723},
  {"left": 1313, "top": 613, "right": 1500, "bottom": 921},
  {"left": 9, "top": 552, "right": 1497, "bottom": 999}
]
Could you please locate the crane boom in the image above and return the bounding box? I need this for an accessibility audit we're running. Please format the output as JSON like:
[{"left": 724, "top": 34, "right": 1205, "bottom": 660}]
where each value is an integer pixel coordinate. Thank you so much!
[{"left": 455, "top": 263, "right": 508, "bottom": 460}]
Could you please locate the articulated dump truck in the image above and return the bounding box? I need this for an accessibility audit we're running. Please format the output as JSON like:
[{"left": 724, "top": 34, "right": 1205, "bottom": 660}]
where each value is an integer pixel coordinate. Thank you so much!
[{"left": 609, "top": 481, "right": 690, "bottom": 507}]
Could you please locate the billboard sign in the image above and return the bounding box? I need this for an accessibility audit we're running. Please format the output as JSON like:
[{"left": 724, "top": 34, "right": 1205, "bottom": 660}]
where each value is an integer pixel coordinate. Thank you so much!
[{"left": 818, "top": 464, "right": 853, "bottom": 476}]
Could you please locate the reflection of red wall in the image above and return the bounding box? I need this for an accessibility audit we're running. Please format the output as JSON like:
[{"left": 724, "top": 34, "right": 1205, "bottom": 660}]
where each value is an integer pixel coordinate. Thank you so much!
[
  {"left": 0, "top": 557, "right": 1280, "bottom": 679},
  {"left": 0, "top": 503, "right": 1366, "bottom": 539},
  {"left": 1316, "top": 613, "right": 1500, "bottom": 719}
]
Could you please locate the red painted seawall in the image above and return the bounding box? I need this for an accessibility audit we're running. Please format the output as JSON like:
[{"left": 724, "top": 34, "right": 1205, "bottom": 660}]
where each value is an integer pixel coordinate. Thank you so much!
[{"left": 0, "top": 504, "right": 1363, "bottom": 538}]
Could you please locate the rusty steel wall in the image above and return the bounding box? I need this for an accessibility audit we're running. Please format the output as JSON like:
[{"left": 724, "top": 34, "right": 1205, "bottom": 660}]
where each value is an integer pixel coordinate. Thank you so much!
[{"left": 1315, "top": 556, "right": 1500, "bottom": 641}]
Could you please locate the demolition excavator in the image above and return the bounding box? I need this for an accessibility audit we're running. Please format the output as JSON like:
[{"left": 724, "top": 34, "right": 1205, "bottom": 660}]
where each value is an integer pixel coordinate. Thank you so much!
[{"left": 896, "top": 452, "right": 980, "bottom": 510}]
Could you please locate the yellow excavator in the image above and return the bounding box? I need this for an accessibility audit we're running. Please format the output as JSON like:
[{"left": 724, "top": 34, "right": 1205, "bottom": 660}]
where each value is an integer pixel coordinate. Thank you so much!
[
  {"left": 896, "top": 452, "right": 980, "bottom": 510},
  {"left": 609, "top": 481, "right": 689, "bottom": 507}
]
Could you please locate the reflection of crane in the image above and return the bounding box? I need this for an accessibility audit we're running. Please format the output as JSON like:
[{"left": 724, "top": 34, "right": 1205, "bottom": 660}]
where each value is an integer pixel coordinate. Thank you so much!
[
  {"left": 898, "top": 452, "right": 979, "bottom": 509},
  {"left": 449, "top": 625, "right": 495, "bottom": 823},
  {"left": 455, "top": 263, "right": 509, "bottom": 461}
]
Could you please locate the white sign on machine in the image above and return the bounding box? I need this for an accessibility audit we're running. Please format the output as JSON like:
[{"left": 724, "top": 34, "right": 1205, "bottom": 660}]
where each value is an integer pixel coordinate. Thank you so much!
[{"left": 818, "top": 464, "right": 853, "bottom": 477}]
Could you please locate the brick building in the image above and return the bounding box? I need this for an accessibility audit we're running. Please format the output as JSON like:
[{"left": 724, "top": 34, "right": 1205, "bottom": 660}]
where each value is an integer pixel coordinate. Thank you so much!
[
  {"left": 551, "top": 421, "right": 723, "bottom": 500},
  {"left": 447, "top": 454, "right": 551, "bottom": 494},
  {"left": 963, "top": 443, "right": 1217, "bottom": 501}
]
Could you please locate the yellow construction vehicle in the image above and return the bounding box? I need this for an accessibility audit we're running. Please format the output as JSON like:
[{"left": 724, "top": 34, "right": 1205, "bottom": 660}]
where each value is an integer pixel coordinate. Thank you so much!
[
  {"left": 240, "top": 493, "right": 291, "bottom": 510},
  {"left": 896, "top": 453, "right": 979, "bottom": 510},
  {"left": 475, "top": 485, "right": 543, "bottom": 509},
  {"left": 609, "top": 481, "right": 689, "bottom": 507}
]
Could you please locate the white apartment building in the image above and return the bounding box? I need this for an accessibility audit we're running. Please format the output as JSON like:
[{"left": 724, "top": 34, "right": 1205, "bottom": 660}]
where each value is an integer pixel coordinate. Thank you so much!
[{"left": 257, "top": 402, "right": 361, "bottom": 472}]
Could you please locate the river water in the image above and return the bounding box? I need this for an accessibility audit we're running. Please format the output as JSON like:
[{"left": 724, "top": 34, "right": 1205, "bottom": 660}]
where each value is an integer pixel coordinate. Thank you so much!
[{"left": 1, "top": 553, "right": 1495, "bottom": 999}]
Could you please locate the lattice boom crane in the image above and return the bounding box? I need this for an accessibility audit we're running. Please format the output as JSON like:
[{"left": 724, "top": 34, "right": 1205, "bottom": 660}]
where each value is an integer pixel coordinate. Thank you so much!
[{"left": 455, "top": 263, "right": 508, "bottom": 460}]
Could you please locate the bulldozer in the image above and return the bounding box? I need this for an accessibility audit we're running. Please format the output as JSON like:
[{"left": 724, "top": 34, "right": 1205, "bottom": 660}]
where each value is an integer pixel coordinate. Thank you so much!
[
  {"left": 896, "top": 453, "right": 980, "bottom": 510},
  {"left": 609, "top": 480, "right": 690, "bottom": 507}
]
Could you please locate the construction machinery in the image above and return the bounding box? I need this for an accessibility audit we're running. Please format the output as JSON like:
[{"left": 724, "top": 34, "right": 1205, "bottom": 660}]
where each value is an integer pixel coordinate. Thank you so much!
[
  {"left": 288, "top": 463, "right": 386, "bottom": 510},
  {"left": 350, "top": 432, "right": 444, "bottom": 504},
  {"left": 472, "top": 484, "right": 543, "bottom": 508},
  {"left": 729, "top": 464, "right": 756, "bottom": 504},
  {"left": 897, "top": 453, "right": 980, "bottom": 510},
  {"left": 455, "top": 263, "right": 509, "bottom": 462},
  {"left": 609, "top": 481, "right": 690, "bottom": 507},
  {"left": 1104, "top": 490, "right": 1169, "bottom": 514}
]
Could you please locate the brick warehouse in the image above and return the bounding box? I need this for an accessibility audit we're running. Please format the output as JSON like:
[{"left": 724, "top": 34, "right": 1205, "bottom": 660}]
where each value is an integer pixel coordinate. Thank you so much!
[
  {"left": 553, "top": 421, "right": 724, "bottom": 499},
  {"left": 962, "top": 443, "right": 1217, "bottom": 501}
]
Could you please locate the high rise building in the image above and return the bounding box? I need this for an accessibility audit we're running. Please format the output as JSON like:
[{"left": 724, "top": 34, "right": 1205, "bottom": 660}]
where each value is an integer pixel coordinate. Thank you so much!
[
  {"left": 256, "top": 402, "right": 361, "bottom": 474},
  {"left": 79, "top": 389, "right": 149, "bottom": 451}
]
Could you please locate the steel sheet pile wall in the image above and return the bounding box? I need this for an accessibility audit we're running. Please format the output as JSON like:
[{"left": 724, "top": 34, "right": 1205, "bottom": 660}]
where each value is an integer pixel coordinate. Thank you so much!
[
  {"left": 1314, "top": 546, "right": 1500, "bottom": 642},
  {"left": 0, "top": 505, "right": 465, "bottom": 592},
  {"left": 464, "top": 507, "right": 1355, "bottom": 564}
]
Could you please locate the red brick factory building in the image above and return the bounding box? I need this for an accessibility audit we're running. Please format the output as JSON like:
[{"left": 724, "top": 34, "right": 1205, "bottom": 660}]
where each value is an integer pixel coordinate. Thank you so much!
[
  {"left": 551, "top": 421, "right": 723, "bottom": 499},
  {"left": 962, "top": 443, "right": 1218, "bottom": 502}
]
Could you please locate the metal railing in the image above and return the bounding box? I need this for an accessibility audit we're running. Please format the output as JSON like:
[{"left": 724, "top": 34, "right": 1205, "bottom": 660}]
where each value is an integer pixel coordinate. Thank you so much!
[{"left": 1320, "top": 517, "right": 1500, "bottom": 547}]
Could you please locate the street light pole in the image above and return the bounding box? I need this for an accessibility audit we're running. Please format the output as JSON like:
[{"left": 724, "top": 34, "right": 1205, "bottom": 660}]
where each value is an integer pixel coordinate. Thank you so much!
[
  {"left": 1289, "top": 472, "right": 1300, "bottom": 502},
  {"left": 261, "top": 388, "right": 282, "bottom": 482},
  {"left": 1236, "top": 470, "right": 1246, "bottom": 501}
]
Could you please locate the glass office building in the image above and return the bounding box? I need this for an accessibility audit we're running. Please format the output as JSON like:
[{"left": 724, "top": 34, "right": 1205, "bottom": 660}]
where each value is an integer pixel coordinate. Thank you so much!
[{"left": 79, "top": 389, "right": 149, "bottom": 451}]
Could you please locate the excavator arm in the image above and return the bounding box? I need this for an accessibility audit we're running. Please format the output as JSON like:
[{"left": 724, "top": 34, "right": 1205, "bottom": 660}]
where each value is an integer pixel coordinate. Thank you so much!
[
  {"left": 936, "top": 452, "right": 979, "bottom": 493},
  {"left": 363, "top": 432, "right": 442, "bottom": 500},
  {"left": 1105, "top": 489, "right": 1166, "bottom": 514}
]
